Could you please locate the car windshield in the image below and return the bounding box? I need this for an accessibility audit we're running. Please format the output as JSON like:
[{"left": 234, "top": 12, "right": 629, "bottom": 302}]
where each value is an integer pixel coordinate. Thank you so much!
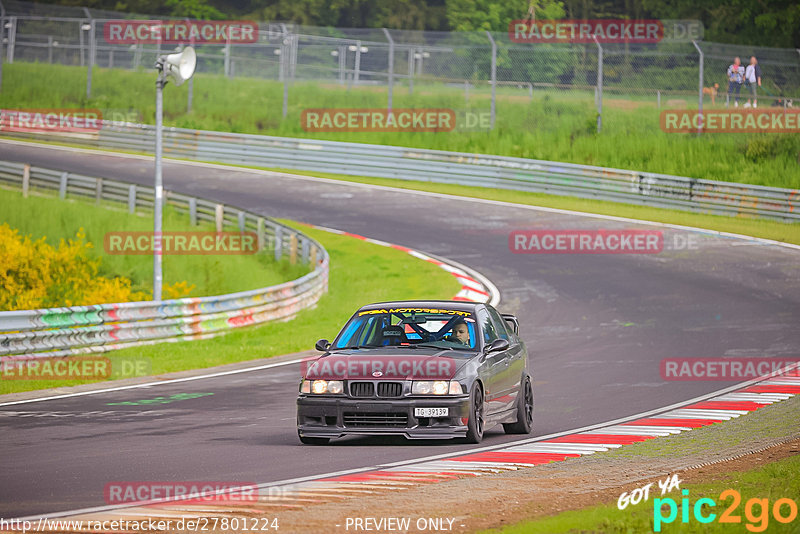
[{"left": 332, "top": 306, "right": 478, "bottom": 350}]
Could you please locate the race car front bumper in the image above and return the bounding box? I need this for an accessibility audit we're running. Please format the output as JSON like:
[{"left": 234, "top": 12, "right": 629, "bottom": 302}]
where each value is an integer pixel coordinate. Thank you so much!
[{"left": 297, "top": 394, "right": 471, "bottom": 440}]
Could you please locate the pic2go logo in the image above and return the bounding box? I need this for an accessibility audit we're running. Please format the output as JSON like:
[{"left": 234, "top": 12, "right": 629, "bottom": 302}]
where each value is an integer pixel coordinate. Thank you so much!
[{"left": 654, "top": 489, "right": 798, "bottom": 532}]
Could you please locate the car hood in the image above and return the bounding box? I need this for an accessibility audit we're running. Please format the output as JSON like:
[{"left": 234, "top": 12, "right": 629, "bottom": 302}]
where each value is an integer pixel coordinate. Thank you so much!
[{"left": 301, "top": 349, "right": 473, "bottom": 380}]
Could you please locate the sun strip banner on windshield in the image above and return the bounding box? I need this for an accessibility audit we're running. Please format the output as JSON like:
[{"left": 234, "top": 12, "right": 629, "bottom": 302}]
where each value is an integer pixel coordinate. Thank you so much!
[{"left": 358, "top": 308, "right": 471, "bottom": 317}]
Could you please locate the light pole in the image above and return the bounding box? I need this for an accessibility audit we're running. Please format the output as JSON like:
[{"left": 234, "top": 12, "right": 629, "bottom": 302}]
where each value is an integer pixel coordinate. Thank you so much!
[{"left": 153, "top": 46, "right": 196, "bottom": 301}]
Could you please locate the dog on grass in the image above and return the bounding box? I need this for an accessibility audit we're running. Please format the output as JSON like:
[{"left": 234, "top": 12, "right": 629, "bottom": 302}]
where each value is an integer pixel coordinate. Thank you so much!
[{"left": 702, "top": 83, "right": 719, "bottom": 105}]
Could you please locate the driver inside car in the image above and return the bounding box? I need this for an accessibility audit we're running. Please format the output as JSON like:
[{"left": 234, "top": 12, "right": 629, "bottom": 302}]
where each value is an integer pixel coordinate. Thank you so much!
[{"left": 446, "top": 319, "right": 471, "bottom": 346}]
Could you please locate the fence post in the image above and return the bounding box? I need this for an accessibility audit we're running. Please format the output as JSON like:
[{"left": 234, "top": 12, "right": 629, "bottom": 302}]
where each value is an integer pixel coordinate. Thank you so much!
[
  {"left": 86, "top": 18, "right": 95, "bottom": 99},
  {"left": 290, "top": 30, "right": 298, "bottom": 79},
  {"left": 382, "top": 28, "right": 394, "bottom": 113},
  {"left": 593, "top": 35, "right": 603, "bottom": 133},
  {"left": 693, "top": 40, "right": 703, "bottom": 135},
  {"left": 189, "top": 197, "right": 197, "bottom": 225},
  {"left": 224, "top": 33, "right": 231, "bottom": 78},
  {"left": 354, "top": 39, "right": 362, "bottom": 84},
  {"left": 95, "top": 177, "right": 103, "bottom": 204},
  {"left": 274, "top": 226, "right": 282, "bottom": 261},
  {"left": 0, "top": 15, "right": 5, "bottom": 90},
  {"left": 6, "top": 16, "right": 16, "bottom": 63},
  {"left": 257, "top": 217, "right": 265, "bottom": 251},
  {"left": 187, "top": 18, "right": 194, "bottom": 113},
  {"left": 281, "top": 31, "right": 290, "bottom": 118},
  {"left": 109, "top": 48, "right": 113, "bottom": 68},
  {"left": 59, "top": 171, "right": 68, "bottom": 199},
  {"left": 79, "top": 19, "right": 86, "bottom": 66},
  {"left": 486, "top": 31, "right": 496, "bottom": 130},
  {"left": 301, "top": 237, "right": 309, "bottom": 264},
  {"left": 215, "top": 204, "right": 224, "bottom": 232},
  {"left": 408, "top": 47, "right": 414, "bottom": 95},
  {"left": 237, "top": 211, "right": 245, "bottom": 233},
  {"left": 289, "top": 233, "right": 298, "bottom": 265},
  {"left": 22, "top": 164, "right": 30, "bottom": 198},
  {"left": 338, "top": 45, "right": 345, "bottom": 85},
  {"left": 128, "top": 184, "right": 136, "bottom": 213}
]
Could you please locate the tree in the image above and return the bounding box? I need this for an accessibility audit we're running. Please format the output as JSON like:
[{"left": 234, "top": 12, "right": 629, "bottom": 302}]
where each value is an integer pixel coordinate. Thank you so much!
[{"left": 166, "top": 0, "right": 225, "bottom": 19}]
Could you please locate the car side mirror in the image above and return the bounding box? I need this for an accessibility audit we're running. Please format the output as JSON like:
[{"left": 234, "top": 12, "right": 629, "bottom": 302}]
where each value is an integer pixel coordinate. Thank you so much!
[
  {"left": 315, "top": 339, "right": 330, "bottom": 352},
  {"left": 486, "top": 338, "right": 510, "bottom": 353}
]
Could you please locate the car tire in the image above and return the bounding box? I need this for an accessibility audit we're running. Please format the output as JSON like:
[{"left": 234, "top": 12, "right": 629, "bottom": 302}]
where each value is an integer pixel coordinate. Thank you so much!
[
  {"left": 503, "top": 374, "right": 533, "bottom": 434},
  {"left": 464, "top": 383, "right": 485, "bottom": 444},
  {"left": 298, "top": 432, "right": 330, "bottom": 445}
]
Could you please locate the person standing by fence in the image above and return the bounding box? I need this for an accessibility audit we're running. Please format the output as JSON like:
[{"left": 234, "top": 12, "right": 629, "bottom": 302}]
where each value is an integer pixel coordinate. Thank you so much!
[
  {"left": 744, "top": 56, "right": 762, "bottom": 108},
  {"left": 726, "top": 57, "right": 744, "bottom": 107}
]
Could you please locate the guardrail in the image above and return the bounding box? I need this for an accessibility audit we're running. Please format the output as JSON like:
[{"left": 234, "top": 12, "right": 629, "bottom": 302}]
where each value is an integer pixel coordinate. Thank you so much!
[
  {"left": 4, "top": 124, "right": 799, "bottom": 221},
  {"left": 0, "top": 160, "right": 329, "bottom": 359}
]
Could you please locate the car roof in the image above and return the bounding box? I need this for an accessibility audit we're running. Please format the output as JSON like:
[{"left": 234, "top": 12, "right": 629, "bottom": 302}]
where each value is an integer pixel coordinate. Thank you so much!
[{"left": 357, "top": 300, "right": 483, "bottom": 313}]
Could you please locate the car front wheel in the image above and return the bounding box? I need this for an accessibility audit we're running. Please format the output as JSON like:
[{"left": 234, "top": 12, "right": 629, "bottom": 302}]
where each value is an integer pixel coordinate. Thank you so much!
[{"left": 464, "top": 384, "right": 485, "bottom": 444}]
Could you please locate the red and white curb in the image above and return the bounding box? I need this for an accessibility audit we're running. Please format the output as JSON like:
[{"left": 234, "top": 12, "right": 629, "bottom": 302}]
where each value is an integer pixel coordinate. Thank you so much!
[
  {"left": 305, "top": 224, "right": 499, "bottom": 305},
  {"left": 245, "top": 375, "right": 800, "bottom": 503}
]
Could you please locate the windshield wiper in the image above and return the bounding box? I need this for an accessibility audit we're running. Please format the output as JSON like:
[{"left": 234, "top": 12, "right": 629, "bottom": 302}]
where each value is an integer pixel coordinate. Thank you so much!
[{"left": 338, "top": 345, "right": 379, "bottom": 350}]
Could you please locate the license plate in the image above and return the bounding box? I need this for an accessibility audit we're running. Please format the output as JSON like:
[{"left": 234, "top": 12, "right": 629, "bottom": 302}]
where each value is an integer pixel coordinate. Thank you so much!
[{"left": 415, "top": 407, "right": 448, "bottom": 417}]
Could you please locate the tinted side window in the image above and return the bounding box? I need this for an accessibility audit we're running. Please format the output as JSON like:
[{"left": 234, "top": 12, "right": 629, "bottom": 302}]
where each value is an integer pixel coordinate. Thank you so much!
[
  {"left": 478, "top": 309, "right": 498, "bottom": 344},
  {"left": 487, "top": 307, "right": 510, "bottom": 341}
]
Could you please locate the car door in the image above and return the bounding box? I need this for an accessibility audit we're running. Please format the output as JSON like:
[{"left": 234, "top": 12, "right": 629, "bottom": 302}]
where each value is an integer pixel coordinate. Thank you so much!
[
  {"left": 487, "top": 306, "right": 524, "bottom": 413},
  {"left": 476, "top": 307, "right": 507, "bottom": 416}
]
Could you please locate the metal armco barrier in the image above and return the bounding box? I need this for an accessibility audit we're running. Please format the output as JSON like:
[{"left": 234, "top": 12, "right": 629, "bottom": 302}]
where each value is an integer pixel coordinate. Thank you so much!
[
  {"left": 0, "top": 161, "right": 329, "bottom": 359},
  {"left": 4, "top": 125, "right": 799, "bottom": 221}
]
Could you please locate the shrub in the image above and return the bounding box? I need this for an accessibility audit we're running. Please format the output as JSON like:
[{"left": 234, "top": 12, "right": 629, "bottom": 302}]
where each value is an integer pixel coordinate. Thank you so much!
[{"left": 0, "top": 224, "right": 193, "bottom": 310}]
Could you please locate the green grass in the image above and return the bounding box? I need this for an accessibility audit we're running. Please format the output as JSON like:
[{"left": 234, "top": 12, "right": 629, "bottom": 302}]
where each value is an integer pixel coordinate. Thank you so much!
[
  {"left": 2, "top": 62, "right": 799, "bottom": 188},
  {"left": 0, "top": 222, "right": 462, "bottom": 394},
  {"left": 0, "top": 186, "right": 308, "bottom": 297},
  {"left": 491, "top": 455, "right": 800, "bottom": 533}
]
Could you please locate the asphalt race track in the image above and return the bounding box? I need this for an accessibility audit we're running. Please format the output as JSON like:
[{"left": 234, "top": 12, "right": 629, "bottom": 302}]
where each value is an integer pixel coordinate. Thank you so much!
[{"left": 2, "top": 141, "right": 799, "bottom": 518}]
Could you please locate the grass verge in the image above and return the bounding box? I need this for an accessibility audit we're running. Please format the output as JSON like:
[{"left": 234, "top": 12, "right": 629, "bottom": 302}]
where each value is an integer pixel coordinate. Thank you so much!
[
  {"left": 1, "top": 62, "right": 799, "bottom": 188},
  {"left": 0, "top": 186, "right": 308, "bottom": 297},
  {"left": 491, "top": 456, "right": 800, "bottom": 533},
  {"left": 0, "top": 222, "right": 462, "bottom": 394}
]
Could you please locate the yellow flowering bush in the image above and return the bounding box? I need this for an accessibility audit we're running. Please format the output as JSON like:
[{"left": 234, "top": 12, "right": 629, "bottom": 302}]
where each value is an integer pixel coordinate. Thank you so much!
[{"left": 0, "top": 224, "right": 194, "bottom": 310}]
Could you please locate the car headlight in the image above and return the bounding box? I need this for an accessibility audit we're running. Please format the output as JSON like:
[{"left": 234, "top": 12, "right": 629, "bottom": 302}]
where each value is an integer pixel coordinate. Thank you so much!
[
  {"left": 301, "top": 379, "right": 344, "bottom": 394},
  {"left": 412, "top": 380, "right": 463, "bottom": 395}
]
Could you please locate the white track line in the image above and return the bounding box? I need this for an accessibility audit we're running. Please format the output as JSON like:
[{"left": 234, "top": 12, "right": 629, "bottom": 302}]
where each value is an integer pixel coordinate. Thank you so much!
[{"left": 0, "top": 358, "right": 306, "bottom": 407}]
